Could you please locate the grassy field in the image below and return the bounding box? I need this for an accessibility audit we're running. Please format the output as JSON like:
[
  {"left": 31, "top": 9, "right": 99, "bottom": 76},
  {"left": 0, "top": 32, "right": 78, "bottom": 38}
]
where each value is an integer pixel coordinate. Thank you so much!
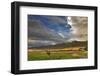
[{"left": 28, "top": 48, "right": 88, "bottom": 61}]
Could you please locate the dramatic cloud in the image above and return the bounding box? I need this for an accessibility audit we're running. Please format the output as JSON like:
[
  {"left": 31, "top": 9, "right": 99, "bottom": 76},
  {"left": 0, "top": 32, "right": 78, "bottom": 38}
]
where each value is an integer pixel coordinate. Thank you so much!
[
  {"left": 69, "top": 16, "right": 88, "bottom": 41},
  {"left": 28, "top": 15, "right": 88, "bottom": 47}
]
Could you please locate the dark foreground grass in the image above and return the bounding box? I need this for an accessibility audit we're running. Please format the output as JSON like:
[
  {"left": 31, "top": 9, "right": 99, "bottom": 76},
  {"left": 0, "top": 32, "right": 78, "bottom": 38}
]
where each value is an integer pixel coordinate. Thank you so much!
[{"left": 28, "top": 50, "right": 88, "bottom": 61}]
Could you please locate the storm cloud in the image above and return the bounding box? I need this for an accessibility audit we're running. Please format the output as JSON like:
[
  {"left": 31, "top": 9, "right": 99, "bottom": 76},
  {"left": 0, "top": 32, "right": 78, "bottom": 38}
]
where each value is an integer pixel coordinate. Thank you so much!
[
  {"left": 28, "top": 15, "right": 88, "bottom": 47},
  {"left": 69, "top": 16, "right": 88, "bottom": 41}
]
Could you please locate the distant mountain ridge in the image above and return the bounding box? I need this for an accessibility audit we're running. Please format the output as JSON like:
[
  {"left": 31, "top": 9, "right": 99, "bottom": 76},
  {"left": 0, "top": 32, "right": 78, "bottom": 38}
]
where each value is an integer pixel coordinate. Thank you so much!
[{"left": 29, "top": 41, "right": 87, "bottom": 49}]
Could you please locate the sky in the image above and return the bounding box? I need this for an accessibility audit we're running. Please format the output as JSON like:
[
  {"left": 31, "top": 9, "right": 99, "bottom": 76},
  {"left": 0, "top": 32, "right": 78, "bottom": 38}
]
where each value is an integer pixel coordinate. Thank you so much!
[
  {"left": 28, "top": 15, "right": 88, "bottom": 47},
  {"left": 69, "top": 17, "right": 88, "bottom": 41}
]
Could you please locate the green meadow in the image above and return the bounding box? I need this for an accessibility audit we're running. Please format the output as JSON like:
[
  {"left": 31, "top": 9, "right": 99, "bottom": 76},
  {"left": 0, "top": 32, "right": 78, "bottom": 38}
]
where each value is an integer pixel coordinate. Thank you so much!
[{"left": 28, "top": 49, "right": 87, "bottom": 61}]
